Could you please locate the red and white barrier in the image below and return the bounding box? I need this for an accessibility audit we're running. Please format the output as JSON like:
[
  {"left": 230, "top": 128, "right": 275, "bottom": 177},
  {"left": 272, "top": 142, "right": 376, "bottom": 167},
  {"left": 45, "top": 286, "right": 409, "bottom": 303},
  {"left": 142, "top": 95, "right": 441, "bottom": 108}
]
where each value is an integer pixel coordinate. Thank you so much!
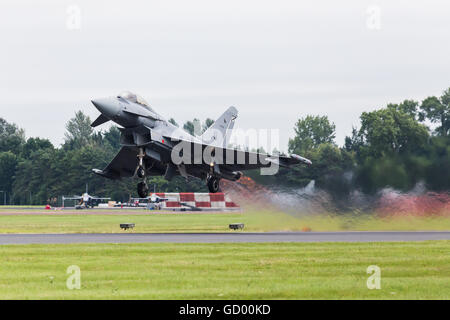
[{"left": 150, "top": 192, "right": 240, "bottom": 210}]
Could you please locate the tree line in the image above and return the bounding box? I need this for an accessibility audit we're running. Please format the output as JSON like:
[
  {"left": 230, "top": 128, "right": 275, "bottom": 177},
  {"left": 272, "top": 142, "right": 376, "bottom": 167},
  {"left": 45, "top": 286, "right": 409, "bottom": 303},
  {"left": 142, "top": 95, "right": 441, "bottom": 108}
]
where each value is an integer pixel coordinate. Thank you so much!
[
  {"left": 271, "top": 87, "right": 450, "bottom": 198},
  {"left": 0, "top": 87, "right": 448, "bottom": 205}
]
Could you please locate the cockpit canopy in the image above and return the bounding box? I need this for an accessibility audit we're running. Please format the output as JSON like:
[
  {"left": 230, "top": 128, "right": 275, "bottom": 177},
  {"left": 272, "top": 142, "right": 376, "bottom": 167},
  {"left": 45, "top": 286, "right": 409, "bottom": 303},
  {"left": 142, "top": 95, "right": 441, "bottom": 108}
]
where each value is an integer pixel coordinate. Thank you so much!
[{"left": 117, "top": 91, "right": 152, "bottom": 109}]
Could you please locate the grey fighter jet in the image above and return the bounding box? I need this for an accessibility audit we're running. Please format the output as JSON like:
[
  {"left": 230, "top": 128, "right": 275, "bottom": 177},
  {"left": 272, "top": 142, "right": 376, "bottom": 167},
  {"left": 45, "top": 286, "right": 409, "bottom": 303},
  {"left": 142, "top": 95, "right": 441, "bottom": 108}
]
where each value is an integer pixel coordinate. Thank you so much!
[
  {"left": 62, "top": 184, "right": 110, "bottom": 209},
  {"left": 90, "top": 91, "right": 312, "bottom": 198}
]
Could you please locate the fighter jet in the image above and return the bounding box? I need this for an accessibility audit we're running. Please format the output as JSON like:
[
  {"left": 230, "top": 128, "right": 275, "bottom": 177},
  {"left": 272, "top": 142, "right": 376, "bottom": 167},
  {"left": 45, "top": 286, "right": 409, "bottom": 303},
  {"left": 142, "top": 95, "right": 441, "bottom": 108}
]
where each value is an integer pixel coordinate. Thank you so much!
[
  {"left": 90, "top": 91, "right": 312, "bottom": 198},
  {"left": 62, "top": 184, "right": 110, "bottom": 209},
  {"left": 130, "top": 193, "right": 169, "bottom": 205},
  {"left": 124, "top": 193, "right": 170, "bottom": 208}
]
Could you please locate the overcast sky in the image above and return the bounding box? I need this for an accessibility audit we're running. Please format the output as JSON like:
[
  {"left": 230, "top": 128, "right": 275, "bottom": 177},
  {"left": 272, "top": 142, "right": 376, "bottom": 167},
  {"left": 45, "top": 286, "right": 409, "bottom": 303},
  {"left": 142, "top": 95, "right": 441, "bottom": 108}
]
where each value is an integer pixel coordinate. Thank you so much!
[{"left": 1, "top": 0, "right": 449, "bottom": 151}]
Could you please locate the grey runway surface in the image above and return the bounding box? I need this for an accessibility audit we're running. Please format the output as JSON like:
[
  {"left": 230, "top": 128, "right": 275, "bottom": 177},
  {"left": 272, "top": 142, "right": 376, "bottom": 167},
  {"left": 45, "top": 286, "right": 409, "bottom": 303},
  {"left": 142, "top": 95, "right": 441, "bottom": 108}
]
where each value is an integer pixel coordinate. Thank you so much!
[{"left": 0, "top": 231, "right": 449, "bottom": 244}]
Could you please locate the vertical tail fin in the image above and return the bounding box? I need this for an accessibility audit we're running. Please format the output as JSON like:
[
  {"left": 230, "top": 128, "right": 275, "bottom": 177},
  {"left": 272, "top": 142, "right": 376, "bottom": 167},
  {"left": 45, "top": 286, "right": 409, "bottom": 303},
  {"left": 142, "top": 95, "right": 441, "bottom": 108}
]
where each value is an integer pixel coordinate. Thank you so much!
[{"left": 200, "top": 106, "right": 238, "bottom": 147}]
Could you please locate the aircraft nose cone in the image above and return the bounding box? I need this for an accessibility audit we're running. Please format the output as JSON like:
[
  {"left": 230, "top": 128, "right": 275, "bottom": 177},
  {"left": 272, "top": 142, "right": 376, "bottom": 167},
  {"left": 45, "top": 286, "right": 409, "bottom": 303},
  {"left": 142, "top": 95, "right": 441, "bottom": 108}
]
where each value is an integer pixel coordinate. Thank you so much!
[{"left": 91, "top": 98, "right": 120, "bottom": 119}]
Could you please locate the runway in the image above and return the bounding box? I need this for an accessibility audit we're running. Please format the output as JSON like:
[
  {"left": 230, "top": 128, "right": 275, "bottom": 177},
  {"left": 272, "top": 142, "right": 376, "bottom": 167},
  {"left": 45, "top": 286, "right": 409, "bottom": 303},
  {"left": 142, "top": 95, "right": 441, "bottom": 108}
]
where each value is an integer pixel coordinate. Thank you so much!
[{"left": 0, "top": 231, "right": 449, "bottom": 244}]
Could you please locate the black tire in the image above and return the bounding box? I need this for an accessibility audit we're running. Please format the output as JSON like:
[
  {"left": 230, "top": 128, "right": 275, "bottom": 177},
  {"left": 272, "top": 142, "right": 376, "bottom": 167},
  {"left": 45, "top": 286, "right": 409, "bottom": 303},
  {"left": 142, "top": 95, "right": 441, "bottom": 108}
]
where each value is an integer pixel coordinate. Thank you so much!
[
  {"left": 137, "top": 166, "right": 145, "bottom": 178},
  {"left": 137, "top": 181, "right": 149, "bottom": 198},
  {"left": 207, "top": 176, "right": 220, "bottom": 193}
]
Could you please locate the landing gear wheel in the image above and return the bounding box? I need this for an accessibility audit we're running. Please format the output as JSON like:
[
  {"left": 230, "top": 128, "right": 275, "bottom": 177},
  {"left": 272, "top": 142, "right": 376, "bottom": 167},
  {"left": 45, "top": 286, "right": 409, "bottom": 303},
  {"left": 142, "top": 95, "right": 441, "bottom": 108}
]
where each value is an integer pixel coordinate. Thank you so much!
[
  {"left": 207, "top": 176, "right": 220, "bottom": 193},
  {"left": 137, "top": 181, "right": 149, "bottom": 198},
  {"left": 137, "top": 166, "right": 145, "bottom": 179}
]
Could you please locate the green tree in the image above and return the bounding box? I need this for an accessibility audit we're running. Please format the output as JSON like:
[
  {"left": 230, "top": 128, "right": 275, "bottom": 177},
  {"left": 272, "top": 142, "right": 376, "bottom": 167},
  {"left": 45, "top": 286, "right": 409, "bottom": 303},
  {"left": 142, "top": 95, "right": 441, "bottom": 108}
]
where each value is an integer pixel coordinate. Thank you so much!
[
  {"left": 102, "top": 126, "right": 121, "bottom": 152},
  {"left": 419, "top": 88, "right": 450, "bottom": 136},
  {"left": 0, "top": 151, "right": 17, "bottom": 194},
  {"left": 288, "top": 115, "right": 336, "bottom": 155},
  {"left": 202, "top": 118, "right": 214, "bottom": 133},
  {"left": 358, "top": 106, "right": 429, "bottom": 157},
  {"left": 64, "top": 111, "right": 94, "bottom": 149},
  {"left": 183, "top": 120, "right": 195, "bottom": 136},
  {"left": 183, "top": 118, "right": 203, "bottom": 136},
  {"left": 387, "top": 100, "right": 419, "bottom": 119},
  {"left": 21, "top": 137, "right": 53, "bottom": 158},
  {"left": 344, "top": 127, "right": 363, "bottom": 154},
  {"left": 168, "top": 118, "right": 179, "bottom": 127},
  {"left": 192, "top": 118, "right": 202, "bottom": 136},
  {"left": 183, "top": 118, "right": 215, "bottom": 136},
  {"left": 0, "top": 118, "right": 25, "bottom": 153},
  {"left": 356, "top": 156, "right": 410, "bottom": 193},
  {"left": 12, "top": 148, "right": 58, "bottom": 204},
  {"left": 423, "top": 136, "right": 450, "bottom": 190}
]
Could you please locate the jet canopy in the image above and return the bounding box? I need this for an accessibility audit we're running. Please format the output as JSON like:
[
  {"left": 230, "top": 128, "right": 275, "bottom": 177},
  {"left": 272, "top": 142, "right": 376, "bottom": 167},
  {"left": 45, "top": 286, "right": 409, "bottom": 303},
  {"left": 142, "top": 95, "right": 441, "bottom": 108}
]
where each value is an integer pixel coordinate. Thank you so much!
[{"left": 118, "top": 91, "right": 151, "bottom": 108}]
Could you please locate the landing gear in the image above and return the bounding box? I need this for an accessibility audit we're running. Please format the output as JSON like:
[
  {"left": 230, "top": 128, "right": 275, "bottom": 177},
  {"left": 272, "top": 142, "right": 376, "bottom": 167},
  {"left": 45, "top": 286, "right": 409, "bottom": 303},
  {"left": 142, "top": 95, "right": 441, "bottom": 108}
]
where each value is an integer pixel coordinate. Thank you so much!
[
  {"left": 137, "top": 181, "right": 149, "bottom": 198},
  {"left": 207, "top": 176, "right": 220, "bottom": 193},
  {"left": 137, "top": 166, "right": 145, "bottom": 178},
  {"left": 136, "top": 148, "right": 148, "bottom": 198}
]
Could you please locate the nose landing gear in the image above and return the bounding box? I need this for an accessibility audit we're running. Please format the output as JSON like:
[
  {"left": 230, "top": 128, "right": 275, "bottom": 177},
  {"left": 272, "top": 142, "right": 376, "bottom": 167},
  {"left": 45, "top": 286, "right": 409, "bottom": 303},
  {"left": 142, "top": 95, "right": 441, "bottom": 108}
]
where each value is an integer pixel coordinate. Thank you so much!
[
  {"left": 136, "top": 148, "right": 149, "bottom": 198},
  {"left": 207, "top": 175, "right": 220, "bottom": 193},
  {"left": 137, "top": 166, "right": 145, "bottom": 179}
]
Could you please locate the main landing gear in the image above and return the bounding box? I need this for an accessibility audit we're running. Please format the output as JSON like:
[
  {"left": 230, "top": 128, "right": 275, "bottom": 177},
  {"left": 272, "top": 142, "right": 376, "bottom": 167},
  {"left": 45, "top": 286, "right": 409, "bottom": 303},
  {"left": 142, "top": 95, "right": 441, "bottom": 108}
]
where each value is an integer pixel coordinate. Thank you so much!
[
  {"left": 136, "top": 148, "right": 149, "bottom": 198},
  {"left": 137, "top": 181, "right": 149, "bottom": 198},
  {"left": 207, "top": 175, "right": 220, "bottom": 193}
]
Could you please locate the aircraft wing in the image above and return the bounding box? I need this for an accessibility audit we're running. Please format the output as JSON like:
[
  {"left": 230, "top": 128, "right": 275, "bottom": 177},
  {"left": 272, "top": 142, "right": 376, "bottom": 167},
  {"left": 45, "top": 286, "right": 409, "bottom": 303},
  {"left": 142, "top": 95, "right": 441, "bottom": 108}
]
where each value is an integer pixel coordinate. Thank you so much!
[
  {"left": 225, "top": 153, "right": 311, "bottom": 172},
  {"left": 92, "top": 146, "right": 138, "bottom": 179},
  {"left": 165, "top": 137, "right": 311, "bottom": 173},
  {"left": 63, "top": 196, "right": 82, "bottom": 200},
  {"left": 93, "top": 138, "right": 311, "bottom": 181}
]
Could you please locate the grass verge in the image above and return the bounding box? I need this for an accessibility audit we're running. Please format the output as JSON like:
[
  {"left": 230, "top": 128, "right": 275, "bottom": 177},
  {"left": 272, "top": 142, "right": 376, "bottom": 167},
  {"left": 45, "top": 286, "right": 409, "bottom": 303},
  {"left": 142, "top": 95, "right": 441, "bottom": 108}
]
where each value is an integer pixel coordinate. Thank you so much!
[
  {"left": 0, "top": 241, "right": 448, "bottom": 299},
  {"left": 0, "top": 209, "right": 449, "bottom": 233}
]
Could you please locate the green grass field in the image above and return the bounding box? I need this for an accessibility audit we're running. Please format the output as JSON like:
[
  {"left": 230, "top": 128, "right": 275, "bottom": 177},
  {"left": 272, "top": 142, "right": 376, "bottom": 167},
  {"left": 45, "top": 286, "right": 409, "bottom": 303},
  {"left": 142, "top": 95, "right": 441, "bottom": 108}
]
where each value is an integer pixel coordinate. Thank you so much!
[
  {"left": 0, "top": 241, "right": 448, "bottom": 299},
  {"left": 0, "top": 209, "right": 449, "bottom": 233},
  {"left": 0, "top": 209, "right": 448, "bottom": 299}
]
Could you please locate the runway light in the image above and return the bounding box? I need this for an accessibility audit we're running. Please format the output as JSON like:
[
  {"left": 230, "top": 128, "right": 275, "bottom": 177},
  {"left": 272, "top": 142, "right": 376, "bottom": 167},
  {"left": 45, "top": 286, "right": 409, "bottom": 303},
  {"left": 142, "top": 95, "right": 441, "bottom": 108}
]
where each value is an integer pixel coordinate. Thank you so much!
[
  {"left": 120, "top": 223, "right": 135, "bottom": 230},
  {"left": 229, "top": 223, "right": 244, "bottom": 230}
]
